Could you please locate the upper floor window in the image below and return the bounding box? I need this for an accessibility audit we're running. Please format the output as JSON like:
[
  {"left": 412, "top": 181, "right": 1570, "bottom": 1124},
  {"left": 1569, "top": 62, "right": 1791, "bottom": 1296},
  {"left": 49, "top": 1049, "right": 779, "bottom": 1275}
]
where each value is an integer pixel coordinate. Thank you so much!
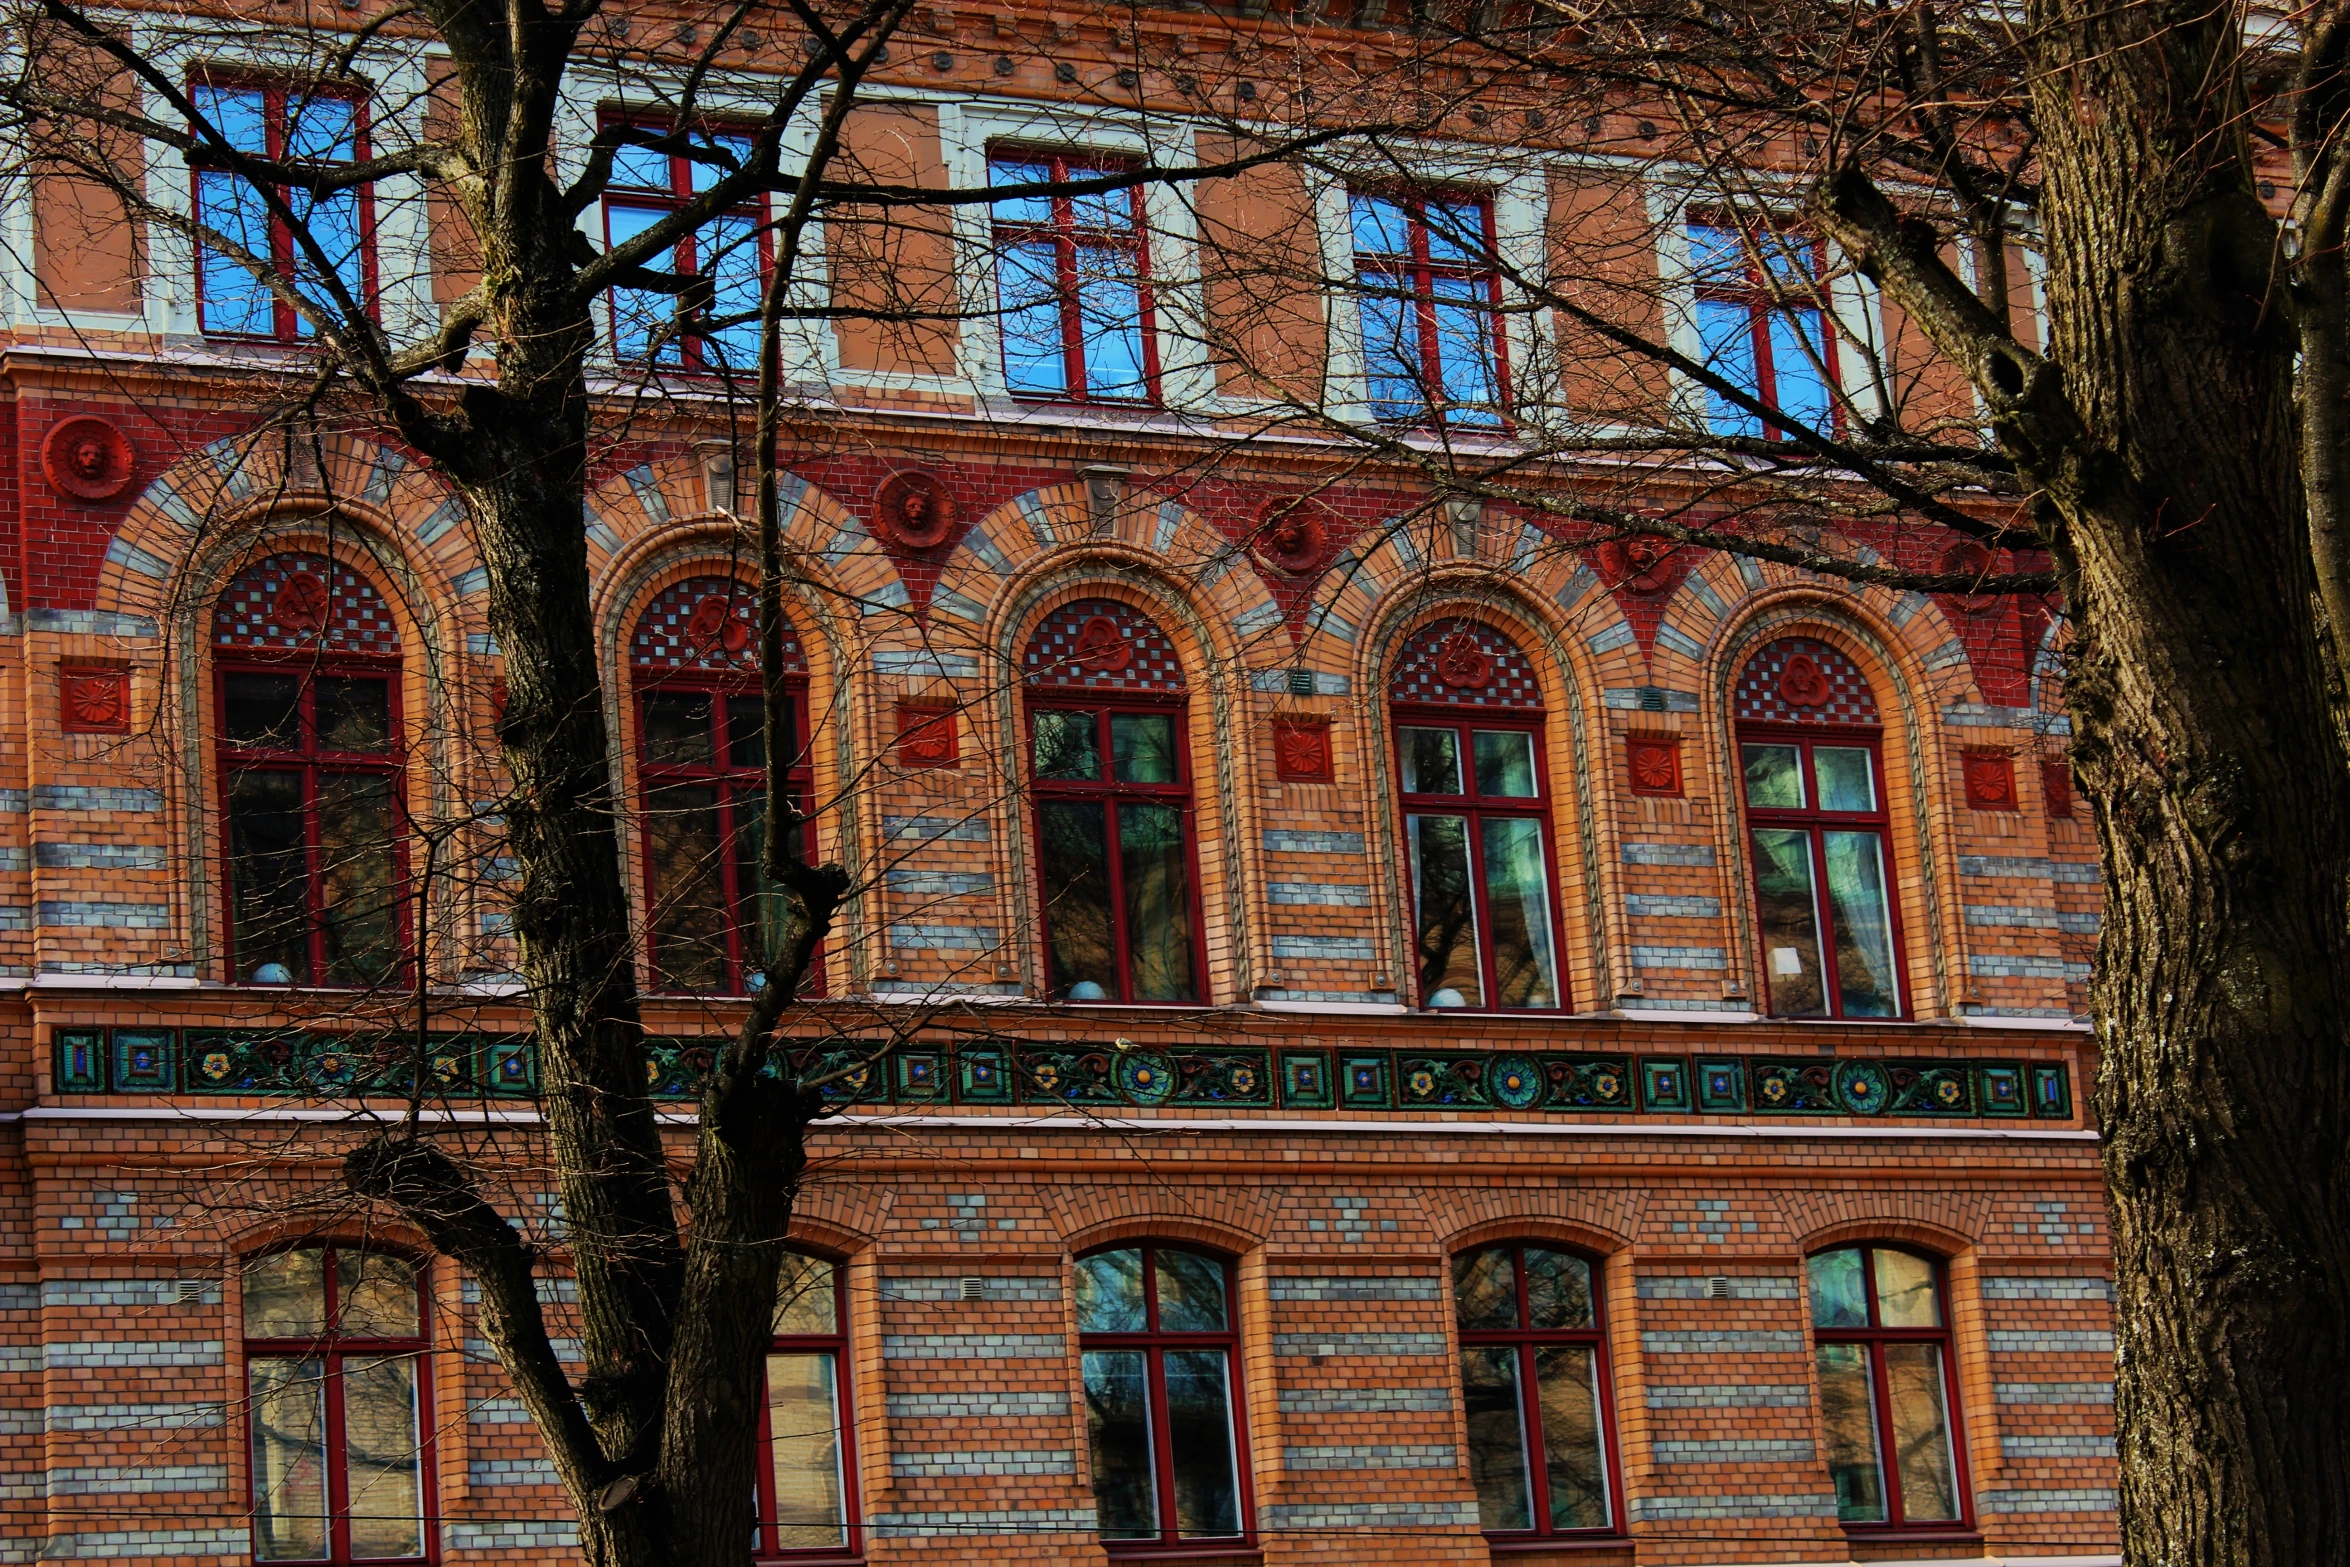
[
  {"left": 191, "top": 81, "right": 372, "bottom": 341},
  {"left": 1691, "top": 220, "right": 1837, "bottom": 437},
  {"left": 1454, "top": 1243, "right": 1618, "bottom": 1536},
  {"left": 1024, "top": 600, "right": 1199, "bottom": 1003},
  {"left": 762, "top": 1253, "right": 858, "bottom": 1558},
  {"left": 243, "top": 1245, "right": 431, "bottom": 1563},
  {"left": 989, "top": 152, "right": 1158, "bottom": 401},
  {"left": 1734, "top": 639, "right": 1902, "bottom": 1019},
  {"left": 604, "top": 121, "right": 765, "bottom": 372},
  {"left": 1076, "top": 1244, "right": 1249, "bottom": 1550},
  {"left": 1351, "top": 190, "right": 1505, "bottom": 427},
  {"left": 215, "top": 553, "right": 406, "bottom": 987},
  {"left": 1389, "top": 620, "right": 1562, "bottom": 1010},
  {"left": 631, "top": 578, "right": 812, "bottom": 994},
  {"left": 1807, "top": 1245, "right": 1970, "bottom": 1529}
]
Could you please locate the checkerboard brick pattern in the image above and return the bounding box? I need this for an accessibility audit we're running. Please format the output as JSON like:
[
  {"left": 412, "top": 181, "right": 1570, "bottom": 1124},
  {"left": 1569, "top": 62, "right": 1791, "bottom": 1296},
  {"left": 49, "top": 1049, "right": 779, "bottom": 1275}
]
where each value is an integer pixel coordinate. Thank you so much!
[
  {"left": 1734, "top": 636, "right": 1881, "bottom": 725},
  {"left": 1387, "top": 618, "right": 1543, "bottom": 708},
  {"left": 1022, "top": 597, "right": 1184, "bottom": 692},
  {"left": 210, "top": 552, "right": 400, "bottom": 654},
  {"left": 630, "top": 575, "right": 806, "bottom": 673}
]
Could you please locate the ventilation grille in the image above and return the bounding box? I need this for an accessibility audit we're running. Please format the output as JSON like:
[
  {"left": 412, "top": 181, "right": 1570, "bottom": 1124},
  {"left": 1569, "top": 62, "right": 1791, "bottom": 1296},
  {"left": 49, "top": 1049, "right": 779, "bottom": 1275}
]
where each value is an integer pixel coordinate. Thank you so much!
[
  {"left": 1704, "top": 1275, "right": 1732, "bottom": 1301},
  {"left": 958, "top": 1277, "right": 985, "bottom": 1302}
]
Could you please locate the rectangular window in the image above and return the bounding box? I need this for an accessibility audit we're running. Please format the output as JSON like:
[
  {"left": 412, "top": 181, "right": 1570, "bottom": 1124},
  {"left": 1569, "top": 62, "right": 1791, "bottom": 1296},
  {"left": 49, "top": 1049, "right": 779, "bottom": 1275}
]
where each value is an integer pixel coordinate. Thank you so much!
[
  {"left": 761, "top": 1255, "right": 858, "bottom": 1558},
  {"left": 1807, "top": 1247, "right": 1968, "bottom": 1530},
  {"left": 989, "top": 152, "right": 1158, "bottom": 401},
  {"left": 1740, "top": 736, "right": 1901, "bottom": 1018},
  {"left": 1030, "top": 704, "right": 1199, "bottom": 1003},
  {"left": 1396, "top": 721, "right": 1561, "bottom": 1010},
  {"left": 603, "top": 121, "right": 766, "bottom": 373},
  {"left": 190, "top": 81, "right": 372, "bottom": 341},
  {"left": 1454, "top": 1244, "right": 1619, "bottom": 1537},
  {"left": 1352, "top": 190, "right": 1505, "bottom": 426},
  {"left": 1691, "top": 221, "right": 1837, "bottom": 438}
]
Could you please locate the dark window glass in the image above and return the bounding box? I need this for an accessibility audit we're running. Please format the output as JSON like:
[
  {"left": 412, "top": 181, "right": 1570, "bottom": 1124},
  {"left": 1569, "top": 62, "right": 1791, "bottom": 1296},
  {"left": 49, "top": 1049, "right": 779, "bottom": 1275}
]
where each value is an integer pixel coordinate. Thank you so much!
[
  {"left": 1453, "top": 1244, "right": 1616, "bottom": 1537},
  {"left": 1030, "top": 703, "right": 1199, "bottom": 1003},
  {"left": 1395, "top": 718, "right": 1561, "bottom": 1010},
  {"left": 760, "top": 1254, "right": 859, "bottom": 1557},
  {"left": 1806, "top": 1247, "right": 1967, "bottom": 1528},
  {"left": 1076, "top": 1245, "right": 1247, "bottom": 1549},
  {"left": 241, "top": 1246, "right": 428, "bottom": 1564},
  {"left": 1739, "top": 735, "right": 1902, "bottom": 1017}
]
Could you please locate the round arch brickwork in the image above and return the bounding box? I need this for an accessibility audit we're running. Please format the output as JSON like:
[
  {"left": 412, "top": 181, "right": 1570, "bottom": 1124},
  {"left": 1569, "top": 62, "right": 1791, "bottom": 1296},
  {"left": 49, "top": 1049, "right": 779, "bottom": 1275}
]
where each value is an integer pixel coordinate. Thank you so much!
[
  {"left": 1734, "top": 636, "right": 1881, "bottom": 726},
  {"left": 1023, "top": 597, "right": 1185, "bottom": 693},
  {"left": 630, "top": 575, "right": 806, "bottom": 676},
  {"left": 1387, "top": 617, "right": 1543, "bottom": 709},
  {"left": 212, "top": 552, "right": 401, "bottom": 656}
]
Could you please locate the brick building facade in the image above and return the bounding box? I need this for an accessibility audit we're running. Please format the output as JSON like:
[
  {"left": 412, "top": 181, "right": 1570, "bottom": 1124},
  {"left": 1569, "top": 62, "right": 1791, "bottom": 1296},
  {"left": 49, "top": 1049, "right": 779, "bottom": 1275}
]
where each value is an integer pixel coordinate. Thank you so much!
[{"left": 0, "top": 18, "right": 2117, "bottom": 1566}]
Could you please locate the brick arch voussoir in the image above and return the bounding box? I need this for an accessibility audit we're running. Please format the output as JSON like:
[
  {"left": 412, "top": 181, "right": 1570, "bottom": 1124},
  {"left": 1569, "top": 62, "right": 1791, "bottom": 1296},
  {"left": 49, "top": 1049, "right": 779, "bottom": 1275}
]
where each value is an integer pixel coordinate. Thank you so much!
[
  {"left": 1776, "top": 1189, "right": 1993, "bottom": 1261},
  {"left": 1042, "top": 1183, "right": 1280, "bottom": 1258},
  {"left": 788, "top": 1185, "right": 896, "bottom": 1256},
  {"left": 1419, "top": 1185, "right": 1643, "bottom": 1257}
]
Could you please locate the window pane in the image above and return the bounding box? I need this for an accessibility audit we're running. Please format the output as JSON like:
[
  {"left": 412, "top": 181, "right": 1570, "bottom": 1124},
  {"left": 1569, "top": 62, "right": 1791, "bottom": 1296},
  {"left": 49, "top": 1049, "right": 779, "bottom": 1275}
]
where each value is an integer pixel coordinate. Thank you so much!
[
  {"left": 198, "top": 168, "right": 277, "bottom": 336},
  {"left": 225, "top": 672, "right": 304, "bottom": 749},
  {"left": 250, "top": 1357, "right": 329, "bottom": 1559},
  {"left": 1111, "top": 712, "right": 1179, "bottom": 784},
  {"left": 1883, "top": 1342, "right": 1962, "bottom": 1522},
  {"left": 1154, "top": 1251, "right": 1227, "bottom": 1332},
  {"left": 1358, "top": 279, "right": 1425, "bottom": 421},
  {"left": 283, "top": 95, "right": 357, "bottom": 163},
  {"left": 1534, "top": 1344, "right": 1610, "bottom": 1529},
  {"left": 1481, "top": 816, "right": 1559, "bottom": 1009},
  {"left": 1524, "top": 1249, "right": 1594, "bottom": 1330},
  {"left": 1083, "top": 1350, "right": 1159, "bottom": 1539},
  {"left": 774, "top": 1253, "right": 838, "bottom": 1334},
  {"left": 1817, "top": 1342, "right": 1887, "bottom": 1523},
  {"left": 648, "top": 783, "right": 728, "bottom": 991},
  {"left": 1689, "top": 224, "right": 1747, "bottom": 285},
  {"left": 1768, "top": 307, "right": 1836, "bottom": 434},
  {"left": 1460, "top": 1345, "right": 1533, "bottom": 1529},
  {"left": 228, "top": 769, "right": 310, "bottom": 984},
  {"left": 1071, "top": 181, "right": 1135, "bottom": 233},
  {"left": 1751, "top": 827, "right": 1827, "bottom": 1016},
  {"left": 317, "top": 677, "right": 392, "bottom": 752},
  {"left": 1407, "top": 814, "right": 1482, "bottom": 1007},
  {"left": 343, "top": 1353, "right": 424, "bottom": 1559},
  {"left": 1401, "top": 727, "right": 1463, "bottom": 795},
  {"left": 701, "top": 210, "right": 765, "bottom": 371},
  {"left": 1350, "top": 194, "right": 1412, "bottom": 257},
  {"left": 1742, "top": 743, "right": 1804, "bottom": 808},
  {"left": 1813, "top": 746, "right": 1875, "bottom": 811},
  {"left": 1118, "top": 802, "right": 1196, "bottom": 1002},
  {"left": 194, "top": 85, "right": 270, "bottom": 154},
  {"left": 999, "top": 238, "right": 1069, "bottom": 396},
  {"left": 292, "top": 186, "right": 366, "bottom": 333},
  {"left": 1076, "top": 1249, "right": 1147, "bottom": 1331},
  {"left": 1472, "top": 731, "right": 1537, "bottom": 798},
  {"left": 244, "top": 1249, "right": 327, "bottom": 1338},
  {"left": 686, "top": 133, "right": 753, "bottom": 194},
  {"left": 606, "top": 202, "right": 682, "bottom": 365},
  {"left": 1823, "top": 830, "right": 1900, "bottom": 1017},
  {"left": 768, "top": 1351, "right": 848, "bottom": 1547},
  {"left": 318, "top": 772, "right": 401, "bottom": 987},
  {"left": 610, "top": 143, "right": 671, "bottom": 190},
  {"left": 1423, "top": 200, "right": 1483, "bottom": 264},
  {"left": 1431, "top": 276, "right": 1501, "bottom": 424},
  {"left": 987, "top": 157, "right": 1056, "bottom": 225},
  {"left": 1807, "top": 1248, "right": 1869, "bottom": 1329},
  {"left": 1871, "top": 1249, "right": 1941, "bottom": 1328},
  {"left": 1452, "top": 1248, "right": 1516, "bottom": 1330},
  {"left": 1165, "top": 1349, "right": 1241, "bottom": 1537},
  {"left": 336, "top": 1251, "right": 420, "bottom": 1338},
  {"left": 1034, "top": 709, "right": 1101, "bottom": 779},
  {"left": 1697, "top": 297, "right": 1764, "bottom": 438},
  {"left": 1075, "top": 244, "right": 1149, "bottom": 398},
  {"left": 643, "top": 690, "right": 716, "bottom": 766},
  {"left": 1039, "top": 800, "right": 1115, "bottom": 1000},
  {"left": 727, "top": 694, "right": 768, "bottom": 768}
]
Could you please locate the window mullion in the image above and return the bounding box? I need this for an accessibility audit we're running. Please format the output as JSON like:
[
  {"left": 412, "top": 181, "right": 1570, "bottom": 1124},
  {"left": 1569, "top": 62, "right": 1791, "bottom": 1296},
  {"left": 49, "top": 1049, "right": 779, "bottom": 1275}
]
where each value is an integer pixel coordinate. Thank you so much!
[{"left": 322, "top": 1347, "right": 353, "bottom": 1565}]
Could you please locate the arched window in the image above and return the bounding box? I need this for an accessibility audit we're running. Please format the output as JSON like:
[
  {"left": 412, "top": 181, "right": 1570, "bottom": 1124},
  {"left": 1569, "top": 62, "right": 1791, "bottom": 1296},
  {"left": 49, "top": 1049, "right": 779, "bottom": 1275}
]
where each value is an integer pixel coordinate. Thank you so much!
[
  {"left": 1075, "top": 1243, "right": 1249, "bottom": 1549},
  {"left": 214, "top": 553, "right": 406, "bottom": 986},
  {"left": 1453, "top": 1243, "right": 1618, "bottom": 1537},
  {"left": 1023, "top": 599, "right": 1200, "bottom": 1003},
  {"left": 241, "top": 1244, "right": 432, "bottom": 1563},
  {"left": 1734, "top": 637, "right": 1903, "bottom": 1017},
  {"left": 1388, "top": 618, "right": 1563, "bottom": 1009},
  {"left": 760, "top": 1252, "right": 858, "bottom": 1558},
  {"left": 1805, "top": 1245, "right": 1970, "bottom": 1529},
  {"left": 631, "top": 577, "right": 811, "bottom": 993}
]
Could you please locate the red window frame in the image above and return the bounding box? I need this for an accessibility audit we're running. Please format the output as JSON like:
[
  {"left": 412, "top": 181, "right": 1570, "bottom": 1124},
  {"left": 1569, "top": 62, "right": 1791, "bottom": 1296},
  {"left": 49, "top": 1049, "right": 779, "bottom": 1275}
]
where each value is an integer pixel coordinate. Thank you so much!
[
  {"left": 188, "top": 75, "right": 378, "bottom": 342},
  {"left": 1453, "top": 1242, "right": 1625, "bottom": 1541},
  {"left": 1391, "top": 707, "right": 1568, "bottom": 1012},
  {"left": 1349, "top": 186, "right": 1511, "bottom": 427},
  {"left": 599, "top": 113, "right": 771, "bottom": 373},
  {"left": 215, "top": 652, "right": 410, "bottom": 988},
  {"left": 634, "top": 660, "right": 814, "bottom": 996},
  {"left": 1808, "top": 1245, "right": 1976, "bottom": 1534},
  {"left": 1025, "top": 696, "right": 1206, "bottom": 1004},
  {"left": 1737, "top": 723, "right": 1908, "bottom": 1020},
  {"left": 987, "top": 148, "right": 1163, "bottom": 403},
  {"left": 241, "top": 1244, "right": 437, "bottom": 1566},
  {"left": 1075, "top": 1242, "right": 1254, "bottom": 1555},
  {"left": 1690, "top": 217, "right": 1842, "bottom": 438},
  {"left": 755, "top": 1254, "right": 861, "bottom": 1561}
]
